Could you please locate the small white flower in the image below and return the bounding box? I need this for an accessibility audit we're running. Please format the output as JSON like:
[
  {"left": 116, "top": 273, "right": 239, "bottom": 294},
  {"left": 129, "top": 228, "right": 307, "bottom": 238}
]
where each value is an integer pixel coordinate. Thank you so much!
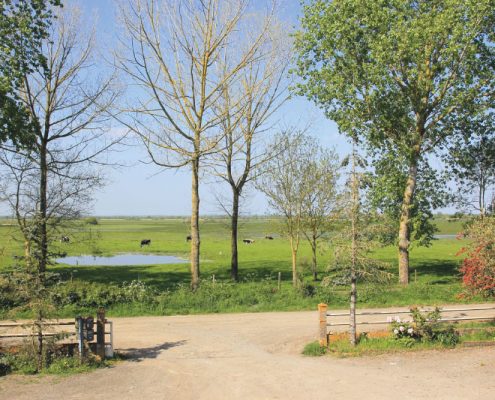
[
  {"left": 407, "top": 328, "right": 414, "bottom": 334},
  {"left": 394, "top": 317, "right": 401, "bottom": 323},
  {"left": 393, "top": 329, "right": 399, "bottom": 335},
  {"left": 399, "top": 326, "right": 405, "bottom": 332}
]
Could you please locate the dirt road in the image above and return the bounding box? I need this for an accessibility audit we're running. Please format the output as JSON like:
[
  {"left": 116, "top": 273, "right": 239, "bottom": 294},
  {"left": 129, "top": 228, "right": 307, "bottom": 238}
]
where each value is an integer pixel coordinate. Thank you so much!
[{"left": 1, "top": 305, "right": 495, "bottom": 399}]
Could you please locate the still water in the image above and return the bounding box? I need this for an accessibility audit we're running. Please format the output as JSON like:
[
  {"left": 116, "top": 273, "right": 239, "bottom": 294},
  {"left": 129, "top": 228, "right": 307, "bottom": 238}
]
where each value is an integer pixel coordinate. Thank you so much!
[{"left": 56, "top": 254, "right": 188, "bottom": 266}]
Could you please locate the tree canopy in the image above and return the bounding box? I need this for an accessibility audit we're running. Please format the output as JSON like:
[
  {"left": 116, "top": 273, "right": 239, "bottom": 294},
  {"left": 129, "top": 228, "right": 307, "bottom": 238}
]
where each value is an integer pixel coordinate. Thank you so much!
[
  {"left": 294, "top": 0, "right": 495, "bottom": 284},
  {"left": 0, "top": 0, "right": 61, "bottom": 147}
]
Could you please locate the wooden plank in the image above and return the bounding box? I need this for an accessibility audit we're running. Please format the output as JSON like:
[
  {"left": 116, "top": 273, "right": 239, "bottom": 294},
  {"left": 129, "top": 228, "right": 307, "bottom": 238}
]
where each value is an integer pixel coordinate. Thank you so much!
[
  {"left": 328, "top": 316, "right": 494, "bottom": 327},
  {"left": 327, "top": 306, "right": 495, "bottom": 317},
  {"left": 0, "top": 332, "right": 75, "bottom": 339}
]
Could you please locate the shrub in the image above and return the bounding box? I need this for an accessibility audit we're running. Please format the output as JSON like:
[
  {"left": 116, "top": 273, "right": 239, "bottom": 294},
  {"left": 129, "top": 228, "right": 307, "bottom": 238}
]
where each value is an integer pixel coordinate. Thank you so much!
[
  {"left": 459, "top": 217, "right": 495, "bottom": 297},
  {"left": 1, "top": 341, "right": 107, "bottom": 376},
  {"left": 83, "top": 217, "right": 99, "bottom": 225},
  {"left": 390, "top": 307, "right": 459, "bottom": 347},
  {"left": 0, "top": 274, "right": 29, "bottom": 309},
  {"left": 51, "top": 280, "right": 157, "bottom": 309},
  {"left": 0, "top": 355, "right": 12, "bottom": 376},
  {"left": 390, "top": 317, "right": 416, "bottom": 340}
]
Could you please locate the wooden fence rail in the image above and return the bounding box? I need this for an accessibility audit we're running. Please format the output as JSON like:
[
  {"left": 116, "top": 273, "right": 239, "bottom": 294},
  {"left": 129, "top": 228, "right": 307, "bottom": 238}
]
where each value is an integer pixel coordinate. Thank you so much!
[
  {"left": 0, "top": 316, "right": 114, "bottom": 358},
  {"left": 318, "top": 303, "right": 495, "bottom": 347}
]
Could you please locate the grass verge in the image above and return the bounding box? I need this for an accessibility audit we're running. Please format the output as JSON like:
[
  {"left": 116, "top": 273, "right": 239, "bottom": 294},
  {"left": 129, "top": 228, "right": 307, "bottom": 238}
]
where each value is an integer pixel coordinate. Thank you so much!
[{"left": 303, "top": 322, "right": 495, "bottom": 358}]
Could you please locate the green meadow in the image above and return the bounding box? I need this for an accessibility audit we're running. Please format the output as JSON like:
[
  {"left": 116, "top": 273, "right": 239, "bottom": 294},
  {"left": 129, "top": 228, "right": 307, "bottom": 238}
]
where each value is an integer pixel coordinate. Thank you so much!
[{"left": 0, "top": 216, "right": 490, "bottom": 317}]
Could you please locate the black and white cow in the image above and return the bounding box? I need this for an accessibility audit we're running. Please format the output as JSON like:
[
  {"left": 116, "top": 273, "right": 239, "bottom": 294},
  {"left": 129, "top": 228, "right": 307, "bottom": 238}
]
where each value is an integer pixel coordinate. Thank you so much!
[{"left": 140, "top": 239, "right": 151, "bottom": 247}]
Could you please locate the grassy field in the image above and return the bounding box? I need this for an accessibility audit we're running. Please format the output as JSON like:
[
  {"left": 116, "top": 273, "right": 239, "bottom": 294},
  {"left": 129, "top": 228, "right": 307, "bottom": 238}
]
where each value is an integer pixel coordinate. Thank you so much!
[{"left": 0, "top": 215, "right": 490, "bottom": 317}]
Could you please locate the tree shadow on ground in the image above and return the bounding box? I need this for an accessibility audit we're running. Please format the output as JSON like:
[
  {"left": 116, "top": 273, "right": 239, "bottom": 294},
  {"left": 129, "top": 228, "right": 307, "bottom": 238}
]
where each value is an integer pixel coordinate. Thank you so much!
[{"left": 121, "top": 340, "right": 187, "bottom": 362}]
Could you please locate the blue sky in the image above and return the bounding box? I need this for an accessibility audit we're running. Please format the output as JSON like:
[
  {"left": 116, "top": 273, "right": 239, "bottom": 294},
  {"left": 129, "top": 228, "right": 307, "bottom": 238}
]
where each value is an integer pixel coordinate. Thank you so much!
[
  {"left": 0, "top": 0, "right": 457, "bottom": 218},
  {"left": 76, "top": 0, "right": 348, "bottom": 216}
]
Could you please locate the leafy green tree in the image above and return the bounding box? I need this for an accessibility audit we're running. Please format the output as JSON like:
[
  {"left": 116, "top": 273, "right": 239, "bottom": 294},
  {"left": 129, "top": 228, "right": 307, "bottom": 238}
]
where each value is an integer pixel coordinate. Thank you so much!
[
  {"left": 294, "top": 0, "right": 495, "bottom": 284},
  {"left": 366, "top": 149, "right": 450, "bottom": 247},
  {"left": 0, "top": 0, "right": 61, "bottom": 147},
  {"left": 444, "top": 113, "right": 495, "bottom": 217}
]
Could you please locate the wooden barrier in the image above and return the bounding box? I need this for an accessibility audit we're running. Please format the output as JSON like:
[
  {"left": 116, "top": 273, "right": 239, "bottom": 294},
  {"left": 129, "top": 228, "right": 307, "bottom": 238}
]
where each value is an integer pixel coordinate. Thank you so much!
[
  {"left": 0, "top": 310, "right": 113, "bottom": 359},
  {"left": 318, "top": 304, "right": 495, "bottom": 347}
]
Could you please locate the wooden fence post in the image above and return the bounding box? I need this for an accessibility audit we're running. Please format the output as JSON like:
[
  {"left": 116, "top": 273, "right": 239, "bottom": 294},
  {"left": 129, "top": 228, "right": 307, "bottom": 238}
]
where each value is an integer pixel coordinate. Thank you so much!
[
  {"left": 96, "top": 308, "right": 106, "bottom": 359},
  {"left": 318, "top": 303, "right": 328, "bottom": 347},
  {"left": 76, "top": 316, "right": 84, "bottom": 363}
]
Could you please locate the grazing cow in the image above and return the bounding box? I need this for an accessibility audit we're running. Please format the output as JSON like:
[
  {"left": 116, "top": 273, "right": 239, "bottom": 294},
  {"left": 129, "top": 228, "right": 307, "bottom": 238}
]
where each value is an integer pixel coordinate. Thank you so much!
[
  {"left": 140, "top": 239, "right": 151, "bottom": 247},
  {"left": 243, "top": 239, "right": 255, "bottom": 244},
  {"left": 60, "top": 236, "right": 70, "bottom": 243},
  {"left": 265, "top": 235, "right": 274, "bottom": 240},
  {"left": 186, "top": 235, "right": 192, "bottom": 242}
]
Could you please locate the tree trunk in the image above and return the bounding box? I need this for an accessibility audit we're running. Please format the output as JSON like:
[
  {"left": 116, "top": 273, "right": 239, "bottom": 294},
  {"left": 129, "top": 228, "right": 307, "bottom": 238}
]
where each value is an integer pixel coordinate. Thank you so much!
[
  {"left": 398, "top": 151, "right": 420, "bottom": 285},
  {"left": 479, "top": 173, "right": 485, "bottom": 219},
  {"left": 350, "top": 140, "right": 358, "bottom": 346},
  {"left": 190, "top": 157, "right": 201, "bottom": 290},
  {"left": 290, "top": 236, "right": 298, "bottom": 287},
  {"left": 311, "top": 234, "right": 318, "bottom": 281},
  {"left": 36, "top": 311, "right": 43, "bottom": 371},
  {"left": 230, "top": 190, "right": 240, "bottom": 281},
  {"left": 39, "top": 142, "right": 48, "bottom": 276},
  {"left": 291, "top": 248, "right": 298, "bottom": 287},
  {"left": 36, "top": 142, "right": 48, "bottom": 370},
  {"left": 349, "top": 273, "right": 357, "bottom": 346}
]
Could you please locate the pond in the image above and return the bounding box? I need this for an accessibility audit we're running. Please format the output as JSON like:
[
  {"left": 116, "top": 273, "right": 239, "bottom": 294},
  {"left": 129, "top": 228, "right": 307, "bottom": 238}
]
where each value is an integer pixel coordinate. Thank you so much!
[
  {"left": 56, "top": 254, "right": 188, "bottom": 266},
  {"left": 434, "top": 234, "right": 458, "bottom": 239}
]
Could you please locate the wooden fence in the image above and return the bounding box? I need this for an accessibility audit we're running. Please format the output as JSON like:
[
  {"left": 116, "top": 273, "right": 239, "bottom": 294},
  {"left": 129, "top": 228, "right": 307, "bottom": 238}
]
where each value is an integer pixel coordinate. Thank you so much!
[
  {"left": 0, "top": 311, "right": 114, "bottom": 358},
  {"left": 318, "top": 303, "right": 495, "bottom": 346}
]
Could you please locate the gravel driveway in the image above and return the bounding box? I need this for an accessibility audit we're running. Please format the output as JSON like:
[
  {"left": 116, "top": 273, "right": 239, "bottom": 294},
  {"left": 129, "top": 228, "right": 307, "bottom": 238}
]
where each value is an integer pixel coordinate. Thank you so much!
[{"left": 1, "top": 306, "right": 494, "bottom": 399}]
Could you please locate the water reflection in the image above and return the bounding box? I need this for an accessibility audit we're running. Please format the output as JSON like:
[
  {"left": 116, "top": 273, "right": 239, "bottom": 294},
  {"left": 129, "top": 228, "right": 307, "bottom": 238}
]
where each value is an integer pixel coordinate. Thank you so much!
[{"left": 56, "top": 253, "right": 188, "bottom": 266}]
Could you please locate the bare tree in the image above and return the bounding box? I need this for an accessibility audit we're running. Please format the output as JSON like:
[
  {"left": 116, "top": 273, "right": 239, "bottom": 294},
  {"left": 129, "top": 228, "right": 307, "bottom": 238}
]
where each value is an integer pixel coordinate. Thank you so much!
[
  {"left": 328, "top": 139, "right": 392, "bottom": 346},
  {"left": 257, "top": 130, "right": 323, "bottom": 287},
  {"left": 208, "top": 18, "right": 290, "bottom": 281},
  {"left": 116, "top": 0, "right": 274, "bottom": 290},
  {"left": 301, "top": 149, "right": 340, "bottom": 281},
  {"left": 0, "top": 7, "right": 119, "bottom": 370}
]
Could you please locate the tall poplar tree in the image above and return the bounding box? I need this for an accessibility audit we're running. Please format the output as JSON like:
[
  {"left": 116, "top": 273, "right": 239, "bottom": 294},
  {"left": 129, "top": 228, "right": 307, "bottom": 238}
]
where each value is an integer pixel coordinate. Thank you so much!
[{"left": 294, "top": 0, "right": 495, "bottom": 284}]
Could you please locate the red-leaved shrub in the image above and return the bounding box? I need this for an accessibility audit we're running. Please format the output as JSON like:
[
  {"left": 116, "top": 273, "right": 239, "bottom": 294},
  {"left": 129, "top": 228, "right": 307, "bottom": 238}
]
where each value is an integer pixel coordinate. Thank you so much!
[{"left": 458, "top": 217, "right": 495, "bottom": 296}]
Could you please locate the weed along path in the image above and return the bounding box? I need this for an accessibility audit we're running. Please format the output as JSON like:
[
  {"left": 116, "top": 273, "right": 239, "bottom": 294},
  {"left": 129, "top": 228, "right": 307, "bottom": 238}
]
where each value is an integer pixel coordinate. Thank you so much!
[{"left": 1, "top": 307, "right": 495, "bottom": 400}]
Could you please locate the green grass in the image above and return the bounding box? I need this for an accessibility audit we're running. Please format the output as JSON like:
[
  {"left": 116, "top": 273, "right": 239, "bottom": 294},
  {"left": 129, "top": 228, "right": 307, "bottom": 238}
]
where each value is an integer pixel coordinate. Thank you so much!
[
  {"left": 0, "top": 216, "right": 491, "bottom": 318},
  {"left": 304, "top": 320, "right": 495, "bottom": 358},
  {"left": 303, "top": 341, "right": 328, "bottom": 356},
  {"left": 0, "top": 351, "right": 120, "bottom": 376},
  {"left": 326, "top": 337, "right": 451, "bottom": 357}
]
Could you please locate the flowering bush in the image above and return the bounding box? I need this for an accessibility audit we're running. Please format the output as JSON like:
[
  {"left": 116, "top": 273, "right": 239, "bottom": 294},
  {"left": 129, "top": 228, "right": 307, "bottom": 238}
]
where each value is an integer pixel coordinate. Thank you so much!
[
  {"left": 389, "top": 307, "right": 459, "bottom": 346},
  {"left": 389, "top": 316, "right": 416, "bottom": 339},
  {"left": 458, "top": 217, "right": 495, "bottom": 297}
]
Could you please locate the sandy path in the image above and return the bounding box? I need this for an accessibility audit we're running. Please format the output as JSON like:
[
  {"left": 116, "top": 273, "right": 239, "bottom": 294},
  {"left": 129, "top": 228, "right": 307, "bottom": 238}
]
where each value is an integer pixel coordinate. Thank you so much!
[{"left": 1, "top": 305, "right": 495, "bottom": 399}]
